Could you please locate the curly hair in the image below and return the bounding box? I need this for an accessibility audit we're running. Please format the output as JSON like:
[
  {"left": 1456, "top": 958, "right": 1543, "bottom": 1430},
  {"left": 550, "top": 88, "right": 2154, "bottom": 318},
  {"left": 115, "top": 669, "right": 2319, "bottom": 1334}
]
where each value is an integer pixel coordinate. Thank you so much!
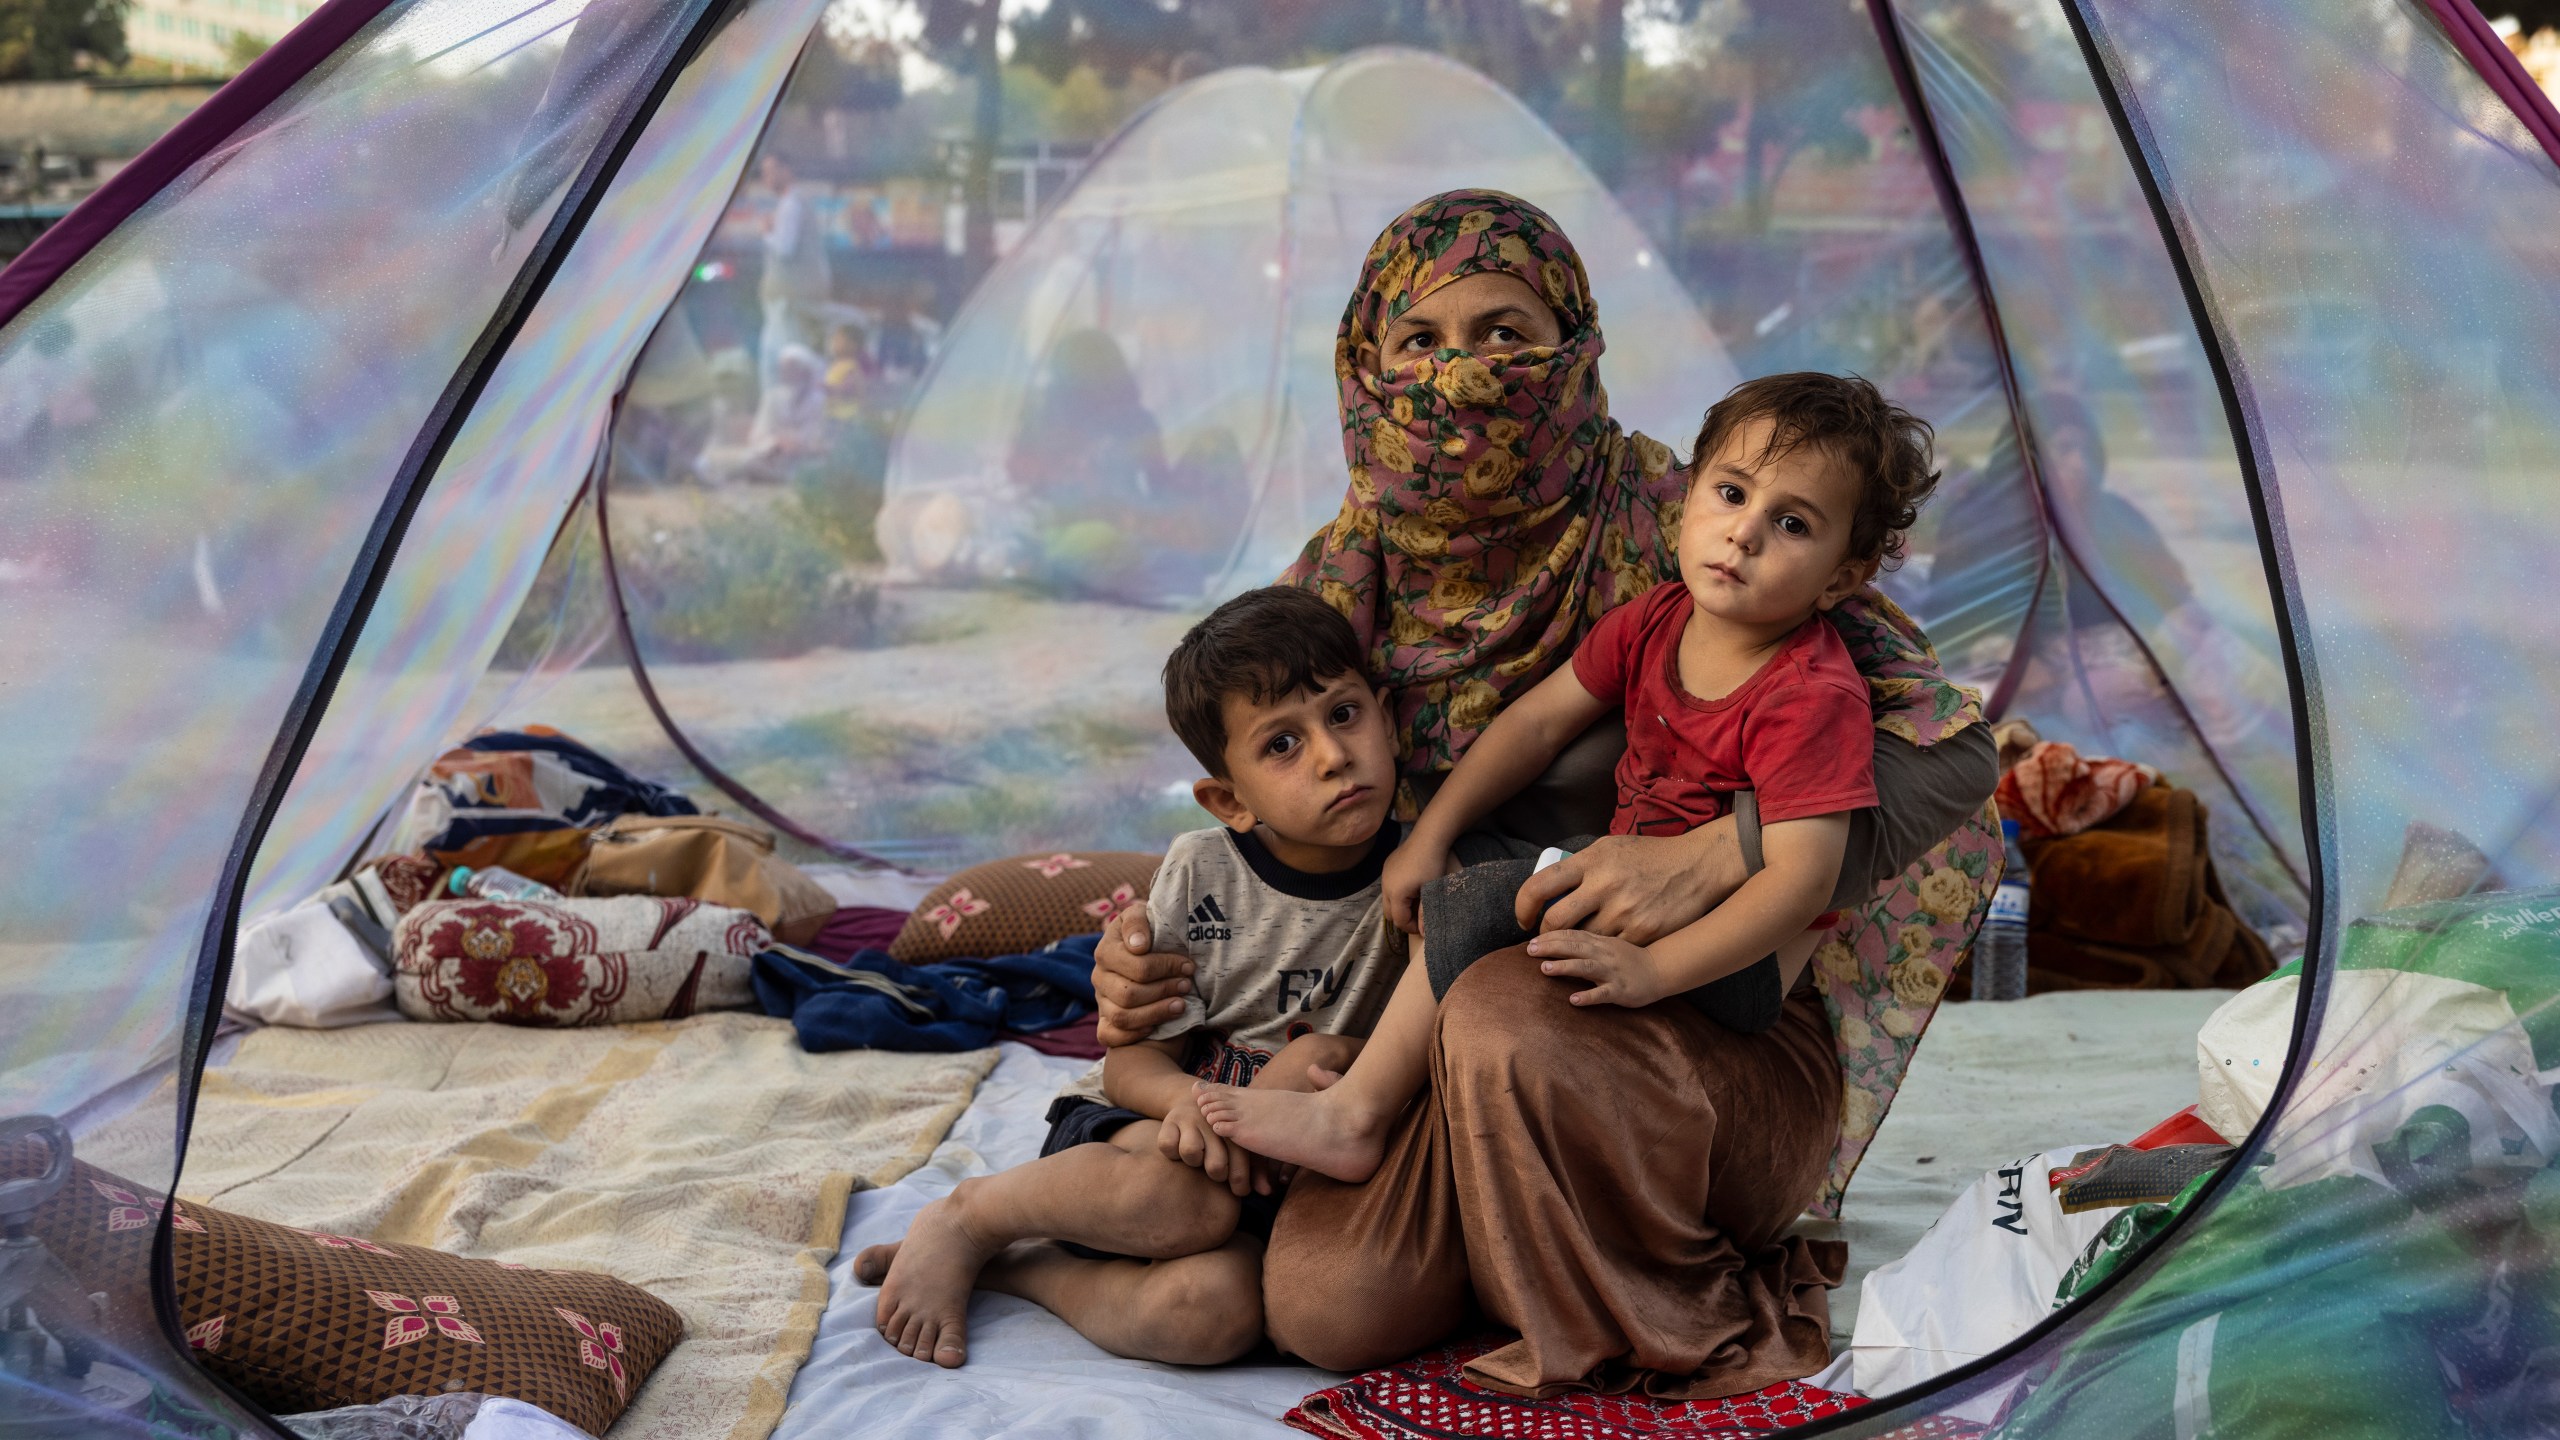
[{"left": 1690, "top": 372, "right": 1940, "bottom": 567}]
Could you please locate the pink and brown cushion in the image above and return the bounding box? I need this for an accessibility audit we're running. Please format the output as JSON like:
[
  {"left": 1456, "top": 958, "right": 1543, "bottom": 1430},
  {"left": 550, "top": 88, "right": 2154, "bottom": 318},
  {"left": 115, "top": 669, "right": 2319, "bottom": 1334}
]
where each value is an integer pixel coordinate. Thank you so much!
[
  {"left": 888, "top": 851, "right": 1159, "bottom": 963},
  {"left": 8, "top": 1148, "right": 681, "bottom": 1435},
  {"left": 392, "top": 896, "right": 770, "bottom": 1026}
]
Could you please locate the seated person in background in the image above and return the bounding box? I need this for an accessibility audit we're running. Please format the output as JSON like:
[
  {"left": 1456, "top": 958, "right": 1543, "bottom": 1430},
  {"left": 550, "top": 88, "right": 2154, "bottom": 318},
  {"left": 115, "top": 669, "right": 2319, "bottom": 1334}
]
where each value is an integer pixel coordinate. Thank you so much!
[
  {"left": 822, "top": 323, "right": 872, "bottom": 419},
  {"left": 1200, "top": 372, "right": 1940, "bottom": 1184},
  {"left": 854, "top": 585, "right": 1412, "bottom": 1369}
]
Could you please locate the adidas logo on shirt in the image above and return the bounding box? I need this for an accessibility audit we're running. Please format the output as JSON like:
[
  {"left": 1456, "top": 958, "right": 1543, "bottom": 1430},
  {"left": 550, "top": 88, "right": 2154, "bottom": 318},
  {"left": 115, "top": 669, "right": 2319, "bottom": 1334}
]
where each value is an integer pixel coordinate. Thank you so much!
[{"left": 1186, "top": 895, "right": 1232, "bottom": 943}]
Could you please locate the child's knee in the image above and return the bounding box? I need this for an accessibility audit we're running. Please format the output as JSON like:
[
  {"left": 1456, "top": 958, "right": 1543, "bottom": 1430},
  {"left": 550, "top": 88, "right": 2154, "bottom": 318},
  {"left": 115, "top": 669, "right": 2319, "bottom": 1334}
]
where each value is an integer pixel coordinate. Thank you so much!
[
  {"left": 1137, "top": 1247, "right": 1264, "bottom": 1365},
  {"left": 1128, "top": 1151, "right": 1244, "bottom": 1255}
]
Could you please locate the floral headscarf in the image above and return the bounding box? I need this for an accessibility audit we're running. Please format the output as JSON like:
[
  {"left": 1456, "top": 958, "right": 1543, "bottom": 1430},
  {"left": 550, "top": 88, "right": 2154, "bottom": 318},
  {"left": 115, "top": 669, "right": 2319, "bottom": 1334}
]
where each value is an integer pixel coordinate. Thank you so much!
[
  {"left": 1286, "top": 190, "right": 1980, "bottom": 796},
  {"left": 1285, "top": 190, "right": 1679, "bottom": 786}
]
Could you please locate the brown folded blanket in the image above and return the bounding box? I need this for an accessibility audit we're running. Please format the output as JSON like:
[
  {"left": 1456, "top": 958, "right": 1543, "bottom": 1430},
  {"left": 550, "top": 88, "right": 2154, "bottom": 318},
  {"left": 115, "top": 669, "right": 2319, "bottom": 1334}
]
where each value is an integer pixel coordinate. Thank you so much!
[
  {"left": 1953, "top": 784, "right": 2273, "bottom": 995},
  {"left": 2023, "top": 784, "right": 2273, "bottom": 991}
]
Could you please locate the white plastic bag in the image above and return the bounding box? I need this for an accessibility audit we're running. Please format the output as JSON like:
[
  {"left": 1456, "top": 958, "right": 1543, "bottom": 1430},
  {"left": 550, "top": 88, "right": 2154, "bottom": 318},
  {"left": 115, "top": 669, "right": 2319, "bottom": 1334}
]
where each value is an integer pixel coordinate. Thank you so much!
[
  {"left": 2196, "top": 968, "right": 2560, "bottom": 1188},
  {"left": 1850, "top": 1145, "right": 2118, "bottom": 1396},
  {"left": 225, "top": 901, "right": 397, "bottom": 1029}
]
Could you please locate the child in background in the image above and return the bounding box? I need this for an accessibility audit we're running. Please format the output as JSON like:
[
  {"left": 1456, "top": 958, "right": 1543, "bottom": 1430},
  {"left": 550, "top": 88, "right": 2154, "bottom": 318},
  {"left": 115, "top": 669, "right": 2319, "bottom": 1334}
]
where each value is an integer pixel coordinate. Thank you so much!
[
  {"left": 1200, "top": 372, "right": 1941, "bottom": 1184},
  {"left": 856, "top": 586, "right": 1412, "bottom": 1369}
]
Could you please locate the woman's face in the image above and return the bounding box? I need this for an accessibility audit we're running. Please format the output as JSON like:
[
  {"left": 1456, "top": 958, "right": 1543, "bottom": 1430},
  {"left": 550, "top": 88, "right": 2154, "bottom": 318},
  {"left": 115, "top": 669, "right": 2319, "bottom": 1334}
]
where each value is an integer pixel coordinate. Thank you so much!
[{"left": 1371, "top": 271, "right": 1562, "bottom": 370}]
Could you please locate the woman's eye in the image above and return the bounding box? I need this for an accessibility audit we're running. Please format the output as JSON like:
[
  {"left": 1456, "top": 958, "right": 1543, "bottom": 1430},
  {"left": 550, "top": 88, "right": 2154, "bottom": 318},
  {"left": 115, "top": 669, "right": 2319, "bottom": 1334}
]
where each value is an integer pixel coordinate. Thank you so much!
[
  {"left": 1778, "top": 514, "right": 1810, "bottom": 536},
  {"left": 1716, "top": 483, "right": 1744, "bottom": 505},
  {"left": 1396, "top": 331, "right": 1432, "bottom": 352},
  {"left": 1487, "top": 325, "right": 1521, "bottom": 345},
  {"left": 1266, "top": 733, "right": 1300, "bottom": 758}
]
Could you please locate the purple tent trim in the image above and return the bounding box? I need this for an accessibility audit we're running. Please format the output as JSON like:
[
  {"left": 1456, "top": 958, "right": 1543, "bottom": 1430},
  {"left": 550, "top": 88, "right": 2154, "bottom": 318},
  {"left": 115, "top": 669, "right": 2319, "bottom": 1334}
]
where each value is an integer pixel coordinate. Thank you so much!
[
  {"left": 2422, "top": 0, "right": 2560, "bottom": 171},
  {"left": 0, "top": 0, "right": 398, "bottom": 330}
]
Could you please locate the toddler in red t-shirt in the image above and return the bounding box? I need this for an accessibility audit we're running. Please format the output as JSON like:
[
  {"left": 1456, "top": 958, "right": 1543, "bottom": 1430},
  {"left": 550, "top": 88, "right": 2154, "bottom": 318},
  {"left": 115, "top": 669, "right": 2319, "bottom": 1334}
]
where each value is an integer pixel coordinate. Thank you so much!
[{"left": 1198, "top": 372, "right": 1941, "bottom": 1185}]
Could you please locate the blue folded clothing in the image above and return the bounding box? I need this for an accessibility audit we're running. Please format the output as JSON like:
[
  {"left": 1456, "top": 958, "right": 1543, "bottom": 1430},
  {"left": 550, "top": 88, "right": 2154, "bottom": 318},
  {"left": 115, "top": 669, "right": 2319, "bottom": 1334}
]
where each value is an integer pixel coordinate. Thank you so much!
[{"left": 751, "top": 934, "right": 1100, "bottom": 1053}]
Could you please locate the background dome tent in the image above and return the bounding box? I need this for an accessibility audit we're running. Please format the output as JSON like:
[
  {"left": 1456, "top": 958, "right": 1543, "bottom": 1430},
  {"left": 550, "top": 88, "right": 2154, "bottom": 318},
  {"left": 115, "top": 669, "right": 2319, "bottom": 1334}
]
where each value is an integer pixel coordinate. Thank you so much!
[
  {"left": 0, "top": 0, "right": 2555, "bottom": 1433},
  {"left": 874, "top": 48, "right": 1737, "bottom": 601}
]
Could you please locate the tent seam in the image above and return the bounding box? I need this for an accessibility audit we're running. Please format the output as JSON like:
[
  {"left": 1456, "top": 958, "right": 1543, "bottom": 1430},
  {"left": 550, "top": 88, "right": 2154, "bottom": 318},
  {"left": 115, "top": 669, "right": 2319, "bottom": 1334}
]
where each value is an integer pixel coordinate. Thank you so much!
[
  {"left": 1865, "top": 0, "right": 2310, "bottom": 902},
  {"left": 1785, "top": 4, "right": 2339, "bottom": 1429},
  {"left": 0, "top": 0, "right": 399, "bottom": 329},
  {"left": 157, "top": 0, "right": 750, "bottom": 1417}
]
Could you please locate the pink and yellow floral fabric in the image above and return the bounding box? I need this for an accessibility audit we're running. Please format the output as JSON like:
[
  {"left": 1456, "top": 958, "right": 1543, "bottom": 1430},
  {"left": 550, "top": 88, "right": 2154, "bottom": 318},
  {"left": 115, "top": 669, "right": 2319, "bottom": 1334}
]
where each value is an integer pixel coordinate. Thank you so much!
[{"left": 1805, "top": 799, "right": 2004, "bottom": 1216}]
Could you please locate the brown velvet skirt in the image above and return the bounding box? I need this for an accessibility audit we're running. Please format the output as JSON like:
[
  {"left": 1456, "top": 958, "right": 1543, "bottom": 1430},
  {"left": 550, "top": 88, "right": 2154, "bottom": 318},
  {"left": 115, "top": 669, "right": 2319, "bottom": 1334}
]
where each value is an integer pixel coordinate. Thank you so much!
[{"left": 1261, "top": 944, "right": 1845, "bottom": 1399}]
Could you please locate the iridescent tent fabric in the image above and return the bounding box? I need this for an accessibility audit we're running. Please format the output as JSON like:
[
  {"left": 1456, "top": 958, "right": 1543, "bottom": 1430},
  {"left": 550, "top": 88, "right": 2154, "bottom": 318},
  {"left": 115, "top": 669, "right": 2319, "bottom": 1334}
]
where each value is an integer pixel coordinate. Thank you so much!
[{"left": 2, "top": 0, "right": 2556, "bottom": 1433}]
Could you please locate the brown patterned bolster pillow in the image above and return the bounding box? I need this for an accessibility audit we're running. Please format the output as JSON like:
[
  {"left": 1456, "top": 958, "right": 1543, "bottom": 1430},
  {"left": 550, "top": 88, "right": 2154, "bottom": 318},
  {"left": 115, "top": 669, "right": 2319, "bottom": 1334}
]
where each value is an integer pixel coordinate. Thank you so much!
[
  {"left": 392, "top": 896, "right": 771, "bottom": 1026},
  {"left": 888, "top": 851, "right": 1161, "bottom": 963},
  {"left": 7, "top": 1146, "right": 682, "bottom": 1436}
]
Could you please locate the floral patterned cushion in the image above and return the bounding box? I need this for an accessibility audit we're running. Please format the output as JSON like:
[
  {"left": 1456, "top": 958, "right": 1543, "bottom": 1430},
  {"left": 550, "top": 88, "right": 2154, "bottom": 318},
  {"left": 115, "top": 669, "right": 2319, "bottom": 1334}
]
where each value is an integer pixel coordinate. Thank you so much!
[
  {"left": 1805, "top": 799, "right": 2005, "bottom": 1217},
  {"left": 888, "top": 851, "right": 1160, "bottom": 964},
  {"left": 393, "top": 896, "right": 770, "bottom": 1025},
  {"left": 3, "top": 1146, "right": 681, "bottom": 1436}
]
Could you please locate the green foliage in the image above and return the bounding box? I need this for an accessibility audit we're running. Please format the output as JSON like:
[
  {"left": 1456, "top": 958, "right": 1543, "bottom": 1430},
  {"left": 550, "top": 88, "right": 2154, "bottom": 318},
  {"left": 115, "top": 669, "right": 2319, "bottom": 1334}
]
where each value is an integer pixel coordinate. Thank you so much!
[
  {"left": 223, "top": 28, "right": 269, "bottom": 71},
  {"left": 619, "top": 500, "right": 881, "bottom": 661},
  {"left": 0, "top": 0, "right": 130, "bottom": 78},
  {"left": 788, "top": 424, "right": 889, "bottom": 563}
]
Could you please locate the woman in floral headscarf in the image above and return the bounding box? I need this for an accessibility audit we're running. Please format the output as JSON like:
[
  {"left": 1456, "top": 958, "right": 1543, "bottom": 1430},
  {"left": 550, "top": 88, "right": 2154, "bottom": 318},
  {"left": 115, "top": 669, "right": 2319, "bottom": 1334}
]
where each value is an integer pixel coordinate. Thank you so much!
[{"left": 1094, "top": 191, "right": 2001, "bottom": 1396}]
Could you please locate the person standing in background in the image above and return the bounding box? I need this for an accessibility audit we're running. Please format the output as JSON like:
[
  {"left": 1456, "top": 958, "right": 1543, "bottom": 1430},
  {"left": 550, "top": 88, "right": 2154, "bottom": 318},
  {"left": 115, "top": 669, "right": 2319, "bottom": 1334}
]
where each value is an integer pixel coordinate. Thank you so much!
[{"left": 758, "top": 154, "right": 832, "bottom": 395}]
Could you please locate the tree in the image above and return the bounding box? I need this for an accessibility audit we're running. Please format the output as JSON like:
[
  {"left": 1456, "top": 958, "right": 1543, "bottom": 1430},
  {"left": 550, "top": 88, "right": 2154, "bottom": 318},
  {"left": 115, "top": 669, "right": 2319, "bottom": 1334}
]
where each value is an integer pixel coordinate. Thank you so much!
[
  {"left": 0, "top": 0, "right": 130, "bottom": 79},
  {"left": 224, "top": 28, "right": 270, "bottom": 71},
  {"left": 919, "top": 0, "right": 1003, "bottom": 276},
  {"left": 1728, "top": 0, "right": 1870, "bottom": 231}
]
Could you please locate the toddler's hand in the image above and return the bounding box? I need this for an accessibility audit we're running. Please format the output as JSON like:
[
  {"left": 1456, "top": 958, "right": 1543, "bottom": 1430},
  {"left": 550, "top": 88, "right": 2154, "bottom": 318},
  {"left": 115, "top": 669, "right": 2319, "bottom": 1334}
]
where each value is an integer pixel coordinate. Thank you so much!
[
  {"left": 1381, "top": 840, "right": 1452, "bottom": 935},
  {"left": 1158, "top": 1089, "right": 1253, "bottom": 1196},
  {"left": 1526, "top": 929, "right": 1670, "bottom": 1008}
]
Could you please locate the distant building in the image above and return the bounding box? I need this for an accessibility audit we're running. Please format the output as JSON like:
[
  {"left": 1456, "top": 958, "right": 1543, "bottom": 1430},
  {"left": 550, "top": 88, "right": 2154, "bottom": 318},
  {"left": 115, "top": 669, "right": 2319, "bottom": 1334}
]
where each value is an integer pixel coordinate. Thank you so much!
[
  {"left": 0, "top": 78, "right": 219, "bottom": 259},
  {"left": 126, "top": 0, "right": 317, "bottom": 73}
]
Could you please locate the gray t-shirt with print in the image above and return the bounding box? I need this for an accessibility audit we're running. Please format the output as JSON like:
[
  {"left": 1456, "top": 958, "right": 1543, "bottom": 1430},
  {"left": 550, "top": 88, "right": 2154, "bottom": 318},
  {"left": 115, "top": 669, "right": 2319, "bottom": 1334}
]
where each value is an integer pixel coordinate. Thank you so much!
[{"left": 1060, "top": 823, "right": 1405, "bottom": 1104}]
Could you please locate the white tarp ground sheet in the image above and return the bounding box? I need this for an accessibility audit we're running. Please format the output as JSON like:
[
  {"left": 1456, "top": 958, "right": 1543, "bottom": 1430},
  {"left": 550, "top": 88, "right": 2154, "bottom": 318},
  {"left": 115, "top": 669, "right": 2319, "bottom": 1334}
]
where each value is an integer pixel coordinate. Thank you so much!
[
  {"left": 773, "top": 1044, "right": 1325, "bottom": 1438},
  {"left": 772, "top": 989, "right": 2234, "bottom": 1435}
]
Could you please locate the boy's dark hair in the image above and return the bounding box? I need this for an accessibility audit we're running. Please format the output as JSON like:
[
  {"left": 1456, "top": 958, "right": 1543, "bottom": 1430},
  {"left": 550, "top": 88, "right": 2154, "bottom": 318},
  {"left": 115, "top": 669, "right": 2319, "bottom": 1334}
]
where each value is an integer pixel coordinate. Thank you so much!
[
  {"left": 1691, "top": 372, "right": 1940, "bottom": 567},
  {"left": 1164, "top": 587, "right": 1368, "bottom": 775}
]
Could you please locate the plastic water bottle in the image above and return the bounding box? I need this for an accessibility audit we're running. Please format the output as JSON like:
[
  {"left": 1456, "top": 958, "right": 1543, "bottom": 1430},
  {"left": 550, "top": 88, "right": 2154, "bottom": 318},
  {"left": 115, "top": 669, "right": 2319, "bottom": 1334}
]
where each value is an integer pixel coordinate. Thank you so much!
[
  {"left": 448, "top": 865, "right": 562, "bottom": 902},
  {"left": 1975, "top": 819, "right": 2031, "bottom": 1001}
]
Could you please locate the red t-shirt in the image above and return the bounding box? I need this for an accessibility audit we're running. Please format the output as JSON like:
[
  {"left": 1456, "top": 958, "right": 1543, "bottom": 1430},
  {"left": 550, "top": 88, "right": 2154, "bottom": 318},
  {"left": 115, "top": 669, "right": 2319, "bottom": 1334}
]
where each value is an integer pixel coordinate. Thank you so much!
[{"left": 1571, "top": 582, "right": 1879, "bottom": 837}]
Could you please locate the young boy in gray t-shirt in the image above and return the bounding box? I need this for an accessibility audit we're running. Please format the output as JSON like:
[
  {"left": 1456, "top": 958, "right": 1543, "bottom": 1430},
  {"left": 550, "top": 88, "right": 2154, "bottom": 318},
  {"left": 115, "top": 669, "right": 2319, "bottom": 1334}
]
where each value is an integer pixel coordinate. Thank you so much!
[{"left": 855, "top": 586, "right": 1412, "bottom": 1371}]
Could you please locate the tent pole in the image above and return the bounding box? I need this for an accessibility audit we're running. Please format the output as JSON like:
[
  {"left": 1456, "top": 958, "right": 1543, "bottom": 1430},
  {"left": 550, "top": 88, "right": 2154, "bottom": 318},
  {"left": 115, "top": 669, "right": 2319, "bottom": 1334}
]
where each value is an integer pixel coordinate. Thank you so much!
[
  {"left": 2061, "top": 0, "right": 2337, "bottom": 1295},
  {"left": 1864, "top": 0, "right": 2311, "bottom": 901},
  {"left": 589, "top": 404, "right": 912, "bottom": 871},
  {"left": 2417, "top": 0, "right": 2560, "bottom": 171},
  {"left": 160, "top": 0, "right": 748, "bottom": 1411},
  {"left": 1859, "top": 0, "right": 2052, "bottom": 726}
]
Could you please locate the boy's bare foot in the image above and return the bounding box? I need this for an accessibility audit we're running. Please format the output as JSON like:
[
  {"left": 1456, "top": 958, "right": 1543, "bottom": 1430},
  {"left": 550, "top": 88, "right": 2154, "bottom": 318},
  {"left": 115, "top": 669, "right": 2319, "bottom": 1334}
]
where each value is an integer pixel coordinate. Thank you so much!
[
  {"left": 1195, "top": 1080, "right": 1387, "bottom": 1184},
  {"left": 864, "top": 1188, "right": 1003, "bottom": 1368},
  {"left": 852, "top": 1240, "right": 898, "bottom": 1285}
]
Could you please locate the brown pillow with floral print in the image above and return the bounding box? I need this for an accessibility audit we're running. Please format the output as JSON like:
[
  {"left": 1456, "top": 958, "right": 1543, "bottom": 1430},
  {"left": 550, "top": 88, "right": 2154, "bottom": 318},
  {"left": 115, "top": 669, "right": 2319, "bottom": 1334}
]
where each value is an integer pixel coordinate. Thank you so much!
[
  {"left": 888, "top": 851, "right": 1160, "bottom": 963},
  {"left": 7, "top": 1147, "right": 680, "bottom": 1436}
]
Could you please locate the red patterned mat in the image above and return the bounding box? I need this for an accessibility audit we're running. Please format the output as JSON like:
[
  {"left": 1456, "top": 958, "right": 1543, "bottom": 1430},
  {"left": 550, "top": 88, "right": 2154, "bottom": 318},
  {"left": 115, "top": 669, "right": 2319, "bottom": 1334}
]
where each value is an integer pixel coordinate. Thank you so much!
[{"left": 1282, "top": 1335, "right": 1885, "bottom": 1440}]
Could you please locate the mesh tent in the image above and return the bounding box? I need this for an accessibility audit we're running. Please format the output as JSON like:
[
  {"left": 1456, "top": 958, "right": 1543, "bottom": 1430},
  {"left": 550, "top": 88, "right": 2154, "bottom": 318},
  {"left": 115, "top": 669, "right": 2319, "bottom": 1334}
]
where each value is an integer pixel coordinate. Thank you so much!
[
  {"left": 876, "top": 48, "right": 1734, "bottom": 600},
  {"left": 1, "top": 0, "right": 2556, "bottom": 1433}
]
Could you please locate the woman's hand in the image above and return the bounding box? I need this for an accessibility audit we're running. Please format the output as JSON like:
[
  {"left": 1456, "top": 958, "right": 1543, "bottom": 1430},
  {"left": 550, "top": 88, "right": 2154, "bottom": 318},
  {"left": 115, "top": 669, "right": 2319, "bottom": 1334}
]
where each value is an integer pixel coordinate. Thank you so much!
[
  {"left": 1380, "top": 838, "right": 1454, "bottom": 935},
  {"left": 1512, "top": 821, "right": 1747, "bottom": 945},
  {"left": 1525, "top": 929, "right": 1673, "bottom": 1008},
  {"left": 1091, "top": 907, "right": 1192, "bottom": 1047}
]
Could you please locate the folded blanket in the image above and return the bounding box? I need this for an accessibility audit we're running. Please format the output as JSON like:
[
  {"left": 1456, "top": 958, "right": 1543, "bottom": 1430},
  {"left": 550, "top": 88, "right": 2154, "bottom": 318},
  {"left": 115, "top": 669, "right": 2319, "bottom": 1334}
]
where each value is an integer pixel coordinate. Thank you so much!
[
  {"left": 752, "top": 935, "right": 1099, "bottom": 1052},
  {"left": 2008, "top": 785, "right": 2274, "bottom": 992},
  {"left": 1994, "top": 740, "right": 2155, "bottom": 840}
]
